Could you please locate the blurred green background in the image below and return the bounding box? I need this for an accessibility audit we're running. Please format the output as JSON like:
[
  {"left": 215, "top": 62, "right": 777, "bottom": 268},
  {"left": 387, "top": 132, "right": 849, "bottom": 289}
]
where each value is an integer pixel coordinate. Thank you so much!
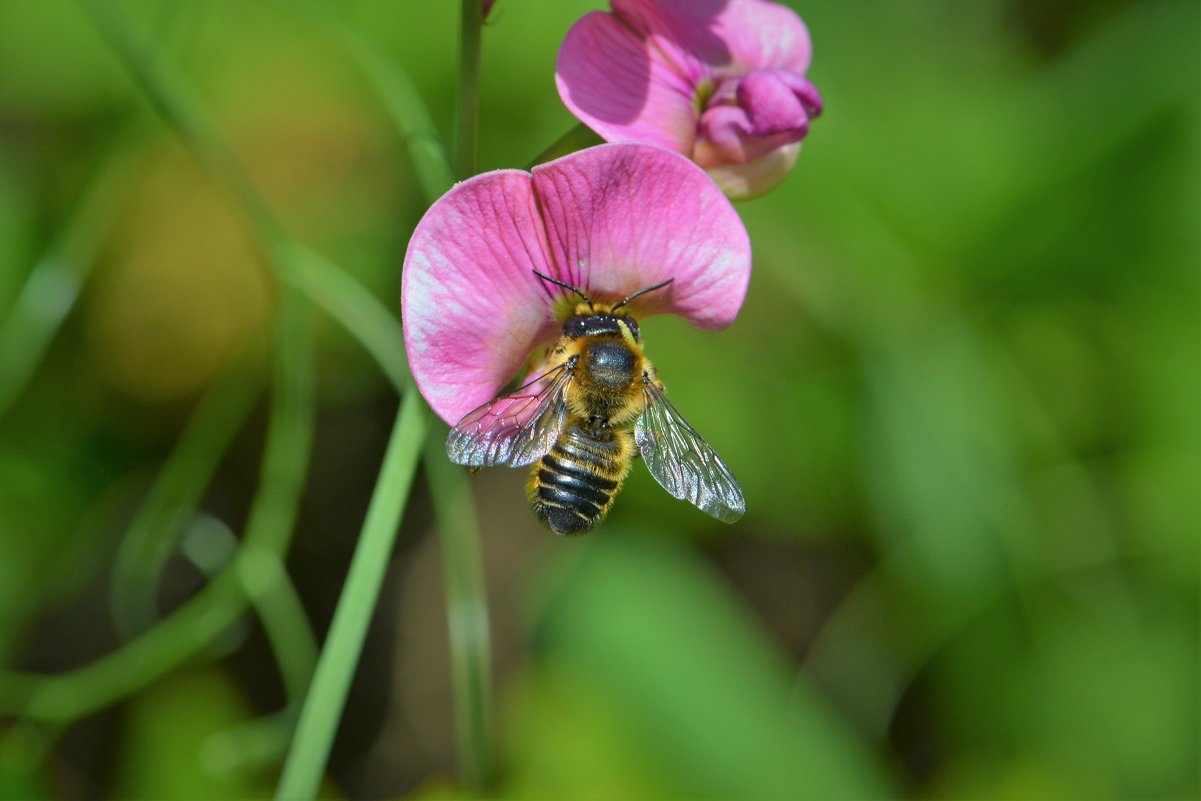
[{"left": 0, "top": 0, "right": 1197, "bottom": 798}]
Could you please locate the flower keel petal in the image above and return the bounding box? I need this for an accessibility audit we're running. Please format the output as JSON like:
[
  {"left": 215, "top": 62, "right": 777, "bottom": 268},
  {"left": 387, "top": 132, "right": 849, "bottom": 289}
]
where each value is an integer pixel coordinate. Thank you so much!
[{"left": 694, "top": 70, "right": 818, "bottom": 167}]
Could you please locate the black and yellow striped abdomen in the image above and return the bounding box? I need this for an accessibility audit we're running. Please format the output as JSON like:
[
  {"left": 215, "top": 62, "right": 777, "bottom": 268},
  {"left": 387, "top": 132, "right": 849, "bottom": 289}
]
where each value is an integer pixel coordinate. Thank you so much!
[{"left": 527, "top": 425, "right": 636, "bottom": 535}]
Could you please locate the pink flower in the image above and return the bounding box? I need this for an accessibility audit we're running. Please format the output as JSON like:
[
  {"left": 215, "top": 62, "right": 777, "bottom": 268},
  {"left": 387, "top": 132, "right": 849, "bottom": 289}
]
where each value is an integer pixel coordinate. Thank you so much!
[
  {"left": 556, "top": 0, "right": 822, "bottom": 199},
  {"left": 402, "top": 143, "right": 750, "bottom": 428}
]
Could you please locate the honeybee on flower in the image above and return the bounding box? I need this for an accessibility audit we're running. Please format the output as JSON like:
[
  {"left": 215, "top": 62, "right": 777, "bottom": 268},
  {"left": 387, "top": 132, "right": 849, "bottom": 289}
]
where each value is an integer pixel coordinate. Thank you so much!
[{"left": 402, "top": 144, "right": 751, "bottom": 533}]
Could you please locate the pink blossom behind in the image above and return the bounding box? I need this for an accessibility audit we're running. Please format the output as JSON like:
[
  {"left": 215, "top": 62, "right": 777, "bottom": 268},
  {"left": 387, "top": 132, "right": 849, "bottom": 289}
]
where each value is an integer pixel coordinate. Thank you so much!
[{"left": 556, "top": 0, "right": 823, "bottom": 199}]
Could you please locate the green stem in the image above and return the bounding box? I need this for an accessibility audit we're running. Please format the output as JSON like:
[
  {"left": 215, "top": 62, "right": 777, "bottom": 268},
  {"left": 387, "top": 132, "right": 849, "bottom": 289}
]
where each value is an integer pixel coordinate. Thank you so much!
[
  {"left": 525, "top": 123, "right": 604, "bottom": 169},
  {"left": 110, "top": 354, "right": 263, "bottom": 637},
  {"left": 244, "top": 555, "right": 320, "bottom": 707},
  {"left": 274, "top": 388, "right": 429, "bottom": 801},
  {"left": 0, "top": 132, "right": 137, "bottom": 420},
  {"left": 198, "top": 708, "right": 300, "bottom": 776},
  {"left": 274, "top": 240, "right": 407, "bottom": 392},
  {"left": 424, "top": 431, "right": 494, "bottom": 790},
  {"left": 455, "top": 0, "right": 483, "bottom": 178},
  {"left": 180, "top": 516, "right": 318, "bottom": 710},
  {"left": 313, "top": 2, "right": 496, "bottom": 790},
  {"left": 0, "top": 293, "right": 314, "bottom": 722},
  {"left": 0, "top": 1, "right": 203, "bottom": 423}
]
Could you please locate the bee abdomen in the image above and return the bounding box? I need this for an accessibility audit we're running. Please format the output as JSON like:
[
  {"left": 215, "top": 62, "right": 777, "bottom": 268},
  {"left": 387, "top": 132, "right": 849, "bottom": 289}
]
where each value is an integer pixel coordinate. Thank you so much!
[
  {"left": 528, "top": 436, "right": 627, "bottom": 535},
  {"left": 538, "top": 459, "right": 614, "bottom": 505}
]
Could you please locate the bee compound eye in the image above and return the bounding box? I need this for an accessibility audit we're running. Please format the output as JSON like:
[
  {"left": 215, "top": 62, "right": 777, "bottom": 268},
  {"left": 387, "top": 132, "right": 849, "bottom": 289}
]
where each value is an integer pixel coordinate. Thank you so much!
[{"left": 564, "top": 316, "right": 587, "bottom": 337}]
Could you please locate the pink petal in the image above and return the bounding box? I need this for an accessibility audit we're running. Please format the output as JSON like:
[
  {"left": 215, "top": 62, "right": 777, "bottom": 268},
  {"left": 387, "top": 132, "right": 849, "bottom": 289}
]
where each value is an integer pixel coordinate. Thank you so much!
[
  {"left": 738, "top": 71, "right": 810, "bottom": 135},
  {"left": 555, "top": 10, "right": 698, "bottom": 153},
  {"left": 614, "top": 0, "right": 813, "bottom": 74},
  {"left": 531, "top": 143, "right": 750, "bottom": 330},
  {"left": 610, "top": 0, "right": 724, "bottom": 84},
  {"left": 778, "top": 72, "right": 824, "bottom": 118},
  {"left": 402, "top": 170, "right": 562, "bottom": 425}
]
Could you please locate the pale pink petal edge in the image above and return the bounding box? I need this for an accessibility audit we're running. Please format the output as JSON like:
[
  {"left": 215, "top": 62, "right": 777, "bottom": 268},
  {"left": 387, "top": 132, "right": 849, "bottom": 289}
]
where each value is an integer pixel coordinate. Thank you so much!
[{"left": 707, "top": 141, "right": 801, "bottom": 200}]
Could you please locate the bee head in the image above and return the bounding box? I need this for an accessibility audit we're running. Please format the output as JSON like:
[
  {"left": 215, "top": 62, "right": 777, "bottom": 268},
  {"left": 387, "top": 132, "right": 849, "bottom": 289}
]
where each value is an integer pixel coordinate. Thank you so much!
[
  {"left": 563, "top": 311, "right": 640, "bottom": 343},
  {"left": 533, "top": 270, "right": 669, "bottom": 345}
]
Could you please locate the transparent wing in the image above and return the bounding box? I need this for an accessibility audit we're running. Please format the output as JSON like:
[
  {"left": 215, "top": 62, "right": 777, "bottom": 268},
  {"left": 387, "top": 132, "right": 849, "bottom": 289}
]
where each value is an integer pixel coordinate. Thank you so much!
[
  {"left": 634, "top": 378, "right": 746, "bottom": 522},
  {"left": 446, "top": 359, "right": 575, "bottom": 468}
]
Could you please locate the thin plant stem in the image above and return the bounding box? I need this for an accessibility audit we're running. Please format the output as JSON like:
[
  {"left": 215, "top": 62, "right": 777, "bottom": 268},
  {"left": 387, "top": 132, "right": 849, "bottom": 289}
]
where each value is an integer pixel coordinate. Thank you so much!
[
  {"left": 316, "top": 1, "right": 496, "bottom": 790},
  {"left": 110, "top": 353, "right": 264, "bottom": 637},
  {"left": 0, "top": 1, "right": 205, "bottom": 422},
  {"left": 274, "top": 388, "right": 429, "bottom": 801},
  {"left": 178, "top": 514, "right": 319, "bottom": 709},
  {"left": 274, "top": 239, "right": 408, "bottom": 391},
  {"left": 401, "top": 1, "right": 501, "bottom": 792},
  {"left": 197, "top": 708, "right": 300, "bottom": 776},
  {"left": 0, "top": 132, "right": 137, "bottom": 420},
  {"left": 244, "top": 552, "right": 320, "bottom": 707},
  {"left": 455, "top": 0, "right": 483, "bottom": 178},
  {"left": 78, "top": 0, "right": 275, "bottom": 236},
  {"left": 423, "top": 431, "right": 494, "bottom": 790}
]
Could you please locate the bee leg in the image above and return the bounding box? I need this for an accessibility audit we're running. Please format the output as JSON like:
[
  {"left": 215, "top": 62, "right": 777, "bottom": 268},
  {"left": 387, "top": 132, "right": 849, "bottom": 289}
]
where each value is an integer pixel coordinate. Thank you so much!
[{"left": 581, "top": 415, "right": 610, "bottom": 440}]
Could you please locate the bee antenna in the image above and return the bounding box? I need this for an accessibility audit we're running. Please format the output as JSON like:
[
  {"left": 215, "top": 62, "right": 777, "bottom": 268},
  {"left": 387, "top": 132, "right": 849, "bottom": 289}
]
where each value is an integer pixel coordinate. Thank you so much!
[
  {"left": 532, "top": 269, "right": 592, "bottom": 307},
  {"left": 612, "top": 277, "right": 674, "bottom": 311}
]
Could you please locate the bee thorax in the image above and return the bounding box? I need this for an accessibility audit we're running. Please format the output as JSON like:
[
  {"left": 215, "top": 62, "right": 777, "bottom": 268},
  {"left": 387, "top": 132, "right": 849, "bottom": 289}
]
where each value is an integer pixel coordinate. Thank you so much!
[{"left": 585, "top": 341, "right": 636, "bottom": 388}]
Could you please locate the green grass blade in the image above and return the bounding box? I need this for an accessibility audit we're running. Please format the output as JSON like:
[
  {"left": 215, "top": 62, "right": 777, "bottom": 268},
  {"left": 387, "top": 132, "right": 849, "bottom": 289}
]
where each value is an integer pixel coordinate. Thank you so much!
[
  {"left": 0, "top": 293, "right": 314, "bottom": 723},
  {"left": 275, "top": 240, "right": 407, "bottom": 392},
  {"left": 110, "top": 355, "right": 263, "bottom": 637},
  {"left": 0, "top": 136, "right": 136, "bottom": 420},
  {"left": 274, "top": 388, "right": 429, "bottom": 801}
]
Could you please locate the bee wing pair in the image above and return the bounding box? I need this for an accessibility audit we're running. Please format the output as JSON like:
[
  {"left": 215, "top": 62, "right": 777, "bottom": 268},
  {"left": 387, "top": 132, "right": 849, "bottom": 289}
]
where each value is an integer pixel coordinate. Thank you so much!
[{"left": 446, "top": 359, "right": 745, "bottom": 523}]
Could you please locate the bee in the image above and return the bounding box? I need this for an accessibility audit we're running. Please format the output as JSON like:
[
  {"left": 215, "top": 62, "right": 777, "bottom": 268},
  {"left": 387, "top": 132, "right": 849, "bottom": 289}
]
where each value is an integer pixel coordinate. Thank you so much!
[{"left": 445, "top": 269, "right": 745, "bottom": 534}]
